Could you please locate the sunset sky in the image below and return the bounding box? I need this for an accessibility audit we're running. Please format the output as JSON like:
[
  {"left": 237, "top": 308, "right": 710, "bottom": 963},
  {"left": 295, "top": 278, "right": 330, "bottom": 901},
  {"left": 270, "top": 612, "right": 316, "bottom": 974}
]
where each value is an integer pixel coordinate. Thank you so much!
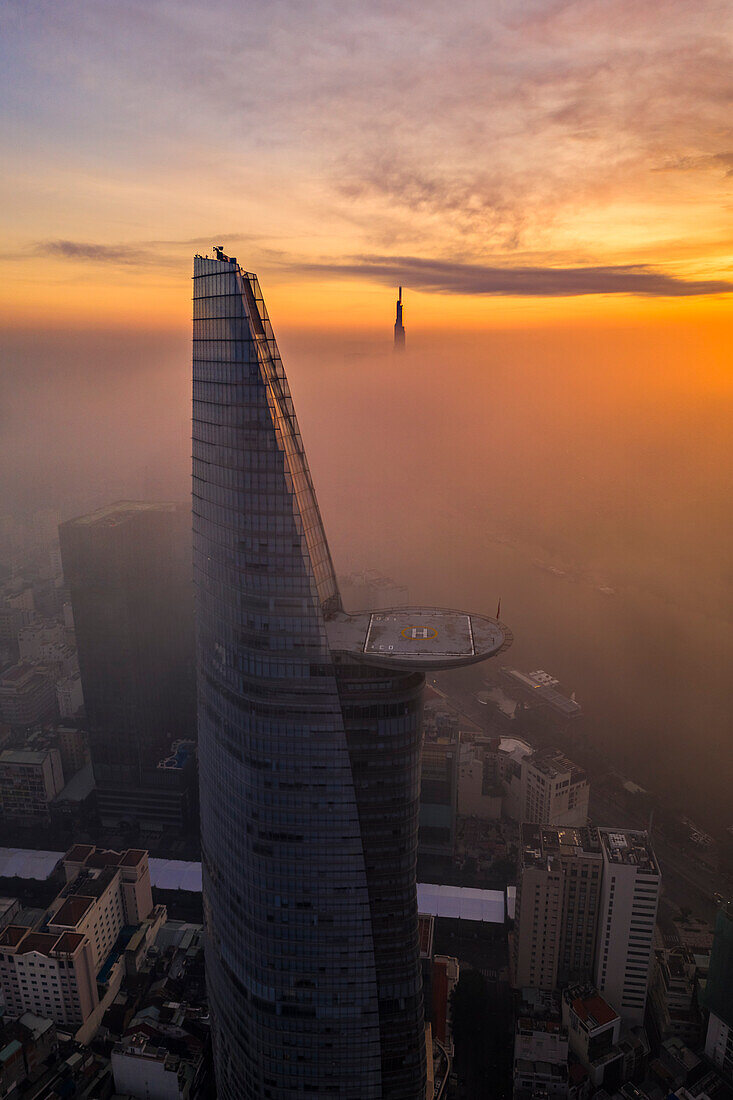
[{"left": 2, "top": 0, "right": 732, "bottom": 334}]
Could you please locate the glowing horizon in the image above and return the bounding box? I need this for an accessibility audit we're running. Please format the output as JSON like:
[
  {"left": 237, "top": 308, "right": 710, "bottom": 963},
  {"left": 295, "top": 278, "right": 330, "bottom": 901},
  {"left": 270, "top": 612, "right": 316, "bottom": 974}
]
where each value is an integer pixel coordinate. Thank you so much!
[{"left": 1, "top": 0, "right": 731, "bottom": 337}]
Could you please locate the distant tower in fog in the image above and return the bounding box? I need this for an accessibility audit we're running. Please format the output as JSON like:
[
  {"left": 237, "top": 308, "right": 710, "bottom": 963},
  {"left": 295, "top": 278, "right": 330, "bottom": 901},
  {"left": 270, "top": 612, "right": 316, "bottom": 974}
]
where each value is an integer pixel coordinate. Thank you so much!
[{"left": 394, "top": 286, "right": 405, "bottom": 350}]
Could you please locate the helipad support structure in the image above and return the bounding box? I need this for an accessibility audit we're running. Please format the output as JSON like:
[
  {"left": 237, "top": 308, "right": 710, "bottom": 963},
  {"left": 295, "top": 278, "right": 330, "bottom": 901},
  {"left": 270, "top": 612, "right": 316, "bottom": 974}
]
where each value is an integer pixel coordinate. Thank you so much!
[{"left": 192, "top": 250, "right": 512, "bottom": 1100}]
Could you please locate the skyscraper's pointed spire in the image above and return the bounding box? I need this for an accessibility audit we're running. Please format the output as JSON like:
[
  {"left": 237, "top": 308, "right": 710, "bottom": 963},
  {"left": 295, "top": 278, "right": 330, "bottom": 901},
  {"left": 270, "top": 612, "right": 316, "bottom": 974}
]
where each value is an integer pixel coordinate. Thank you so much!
[{"left": 394, "top": 286, "right": 405, "bottom": 350}]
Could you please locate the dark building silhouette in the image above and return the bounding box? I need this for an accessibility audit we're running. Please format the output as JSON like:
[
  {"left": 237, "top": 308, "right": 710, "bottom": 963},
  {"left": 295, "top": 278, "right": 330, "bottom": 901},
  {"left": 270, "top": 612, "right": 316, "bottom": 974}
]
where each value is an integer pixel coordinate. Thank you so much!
[
  {"left": 192, "top": 251, "right": 511, "bottom": 1099},
  {"left": 394, "top": 285, "right": 405, "bottom": 350},
  {"left": 59, "top": 502, "right": 196, "bottom": 829}
]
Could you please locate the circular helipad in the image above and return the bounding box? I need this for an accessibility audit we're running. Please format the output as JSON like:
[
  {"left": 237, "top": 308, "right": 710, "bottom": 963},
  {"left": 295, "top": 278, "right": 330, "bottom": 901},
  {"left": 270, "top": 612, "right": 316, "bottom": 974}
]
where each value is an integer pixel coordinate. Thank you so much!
[{"left": 325, "top": 606, "right": 512, "bottom": 670}]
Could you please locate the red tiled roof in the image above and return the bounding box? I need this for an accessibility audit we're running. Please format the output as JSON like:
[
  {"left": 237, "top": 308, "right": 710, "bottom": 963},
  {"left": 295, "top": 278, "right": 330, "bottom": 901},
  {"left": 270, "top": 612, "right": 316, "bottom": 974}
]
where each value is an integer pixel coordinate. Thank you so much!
[
  {"left": 87, "top": 850, "right": 124, "bottom": 868},
  {"left": 119, "top": 849, "right": 146, "bottom": 867},
  {"left": 18, "top": 933, "right": 60, "bottom": 957},
  {"left": 64, "top": 844, "right": 95, "bottom": 862},
  {"left": 55, "top": 932, "right": 84, "bottom": 954},
  {"left": 571, "top": 994, "right": 618, "bottom": 1027},
  {"left": 49, "top": 895, "right": 94, "bottom": 928},
  {"left": 0, "top": 925, "right": 30, "bottom": 948}
]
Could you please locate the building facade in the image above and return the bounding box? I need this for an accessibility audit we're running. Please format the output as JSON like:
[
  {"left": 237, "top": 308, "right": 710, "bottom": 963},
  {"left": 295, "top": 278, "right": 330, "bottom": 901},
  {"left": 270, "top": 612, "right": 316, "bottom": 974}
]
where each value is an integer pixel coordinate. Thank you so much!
[
  {"left": 513, "top": 825, "right": 602, "bottom": 990},
  {"left": 505, "top": 746, "right": 589, "bottom": 828},
  {"left": 59, "top": 502, "right": 196, "bottom": 827},
  {"left": 192, "top": 251, "right": 511, "bottom": 1099},
  {"left": 594, "top": 830, "right": 661, "bottom": 1025},
  {"left": 0, "top": 748, "right": 65, "bottom": 823}
]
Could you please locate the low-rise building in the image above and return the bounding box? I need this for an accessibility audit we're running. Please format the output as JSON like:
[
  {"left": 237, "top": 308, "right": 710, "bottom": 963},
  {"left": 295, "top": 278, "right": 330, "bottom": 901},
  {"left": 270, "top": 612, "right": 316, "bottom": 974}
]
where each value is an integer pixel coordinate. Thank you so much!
[
  {"left": 111, "top": 1033, "right": 200, "bottom": 1099},
  {"left": 514, "top": 989, "right": 569, "bottom": 1100},
  {"left": 562, "top": 985, "right": 649, "bottom": 1093},
  {"left": 648, "top": 945, "right": 703, "bottom": 1049}
]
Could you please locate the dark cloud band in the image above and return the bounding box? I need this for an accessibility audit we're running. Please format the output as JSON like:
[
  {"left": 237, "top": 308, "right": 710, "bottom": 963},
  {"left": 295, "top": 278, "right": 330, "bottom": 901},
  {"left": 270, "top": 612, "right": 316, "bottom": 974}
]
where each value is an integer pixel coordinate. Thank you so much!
[{"left": 296, "top": 256, "right": 733, "bottom": 297}]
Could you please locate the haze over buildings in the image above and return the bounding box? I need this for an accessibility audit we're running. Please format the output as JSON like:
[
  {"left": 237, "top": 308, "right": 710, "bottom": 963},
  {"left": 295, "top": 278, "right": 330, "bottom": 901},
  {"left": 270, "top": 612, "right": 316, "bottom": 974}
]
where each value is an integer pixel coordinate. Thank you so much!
[{"left": 59, "top": 502, "right": 196, "bottom": 831}]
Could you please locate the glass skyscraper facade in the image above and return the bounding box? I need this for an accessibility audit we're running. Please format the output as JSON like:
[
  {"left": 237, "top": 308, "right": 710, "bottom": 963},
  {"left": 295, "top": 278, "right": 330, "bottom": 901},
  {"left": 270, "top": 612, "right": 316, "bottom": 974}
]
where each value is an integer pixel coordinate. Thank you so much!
[{"left": 192, "top": 251, "right": 511, "bottom": 1098}]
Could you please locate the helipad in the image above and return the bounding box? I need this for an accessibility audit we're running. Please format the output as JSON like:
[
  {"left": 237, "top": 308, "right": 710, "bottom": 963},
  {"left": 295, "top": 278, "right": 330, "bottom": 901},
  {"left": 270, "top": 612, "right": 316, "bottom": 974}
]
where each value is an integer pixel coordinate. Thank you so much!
[{"left": 326, "top": 607, "right": 512, "bottom": 670}]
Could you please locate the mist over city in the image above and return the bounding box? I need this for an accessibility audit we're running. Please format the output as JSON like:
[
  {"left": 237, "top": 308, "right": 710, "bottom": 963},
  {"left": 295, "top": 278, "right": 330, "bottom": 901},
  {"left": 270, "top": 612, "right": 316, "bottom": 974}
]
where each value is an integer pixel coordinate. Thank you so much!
[{"left": 0, "top": 1, "right": 731, "bottom": 1098}]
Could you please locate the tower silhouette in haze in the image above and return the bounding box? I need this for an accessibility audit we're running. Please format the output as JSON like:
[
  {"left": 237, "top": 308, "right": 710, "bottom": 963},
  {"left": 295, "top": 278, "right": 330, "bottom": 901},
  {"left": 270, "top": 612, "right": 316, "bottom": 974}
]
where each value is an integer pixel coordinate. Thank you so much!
[{"left": 394, "top": 286, "right": 405, "bottom": 350}]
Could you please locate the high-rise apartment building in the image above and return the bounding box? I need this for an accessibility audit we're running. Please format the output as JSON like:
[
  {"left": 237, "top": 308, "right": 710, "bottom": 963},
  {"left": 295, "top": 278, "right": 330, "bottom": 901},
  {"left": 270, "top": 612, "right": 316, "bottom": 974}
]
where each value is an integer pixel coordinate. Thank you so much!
[
  {"left": 192, "top": 251, "right": 511, "bottom": 1099},
  {"left": 59, "top": 502, "right": 195, "bottom": 827},
  {"left": 594, "top": 830, "right": 661, "bottom": 1025},
  {"left": 513, "top": 825, "right": 602, "bottom": 990}
]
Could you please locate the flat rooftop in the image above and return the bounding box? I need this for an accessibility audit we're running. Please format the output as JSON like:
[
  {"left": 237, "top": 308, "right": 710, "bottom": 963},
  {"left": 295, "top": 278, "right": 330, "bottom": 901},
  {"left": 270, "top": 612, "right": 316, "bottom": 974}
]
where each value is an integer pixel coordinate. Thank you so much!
[
  {"left": 599, "top": 829, "right": 659, "bottom": 873},
  {"left": 326, "top": 607, "right": 511, "bottom": 670},
  {"left": 520, "top": 824, "right": 601, "bottom": 868},
  {"left": 62, "top": 501, "right": 182, "bottom": 528}
]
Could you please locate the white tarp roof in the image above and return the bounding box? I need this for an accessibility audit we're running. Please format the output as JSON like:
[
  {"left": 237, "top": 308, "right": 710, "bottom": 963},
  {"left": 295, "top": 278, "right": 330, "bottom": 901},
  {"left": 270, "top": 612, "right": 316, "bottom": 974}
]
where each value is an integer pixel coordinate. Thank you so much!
[
  {"left": 148, "top": 859, "right": 203, "bottom": 893},
  {"left": 0, "top": 849, "right": 511, "bottom": 922},
  {"left": 416, "top": 883, "right": 505, "bottom": 924},
  {"left": 0, "top": 848, "right": 62, "bottom": 880}
]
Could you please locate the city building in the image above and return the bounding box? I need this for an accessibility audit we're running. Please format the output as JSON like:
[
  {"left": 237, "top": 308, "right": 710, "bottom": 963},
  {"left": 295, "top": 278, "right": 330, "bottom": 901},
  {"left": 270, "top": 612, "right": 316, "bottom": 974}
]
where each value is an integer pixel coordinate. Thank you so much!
[
  {"left": 17, "top": 619, "right": 66, "bottom": 662},
  {"left": 431, "top": 955, "right": 460, "bottom": 1055},
  {"left": 0, "top": 664, "right": 57, "bottom": 729},
  {"left": 56, "top": 675, "right": 84, "bottom": 719},
  {"left": 0, "top": 584, "right": 34, "bottom": 663},
  {"left": 111, "top": 1033, "right": 201, "bottom": 1099},
  {"left": 55, "top": 720, "right": 89, "bottom": 777},
  {"left": 192, "top": 251, "right": 512, "bottom": 1099},
  {"left": 562, "top": 985, "right": 622, "bottom": 1089},
  {"left": 513, "top": 825, "right": 602, "bottom": 990},
  {"left": 648, "top": 945, "right": 704, "bottom": 1049},
  {"left": 594, "top": 829, "right": 661, "bottom": 1025},
  {"left": 703, "top": 904, "right": 733, "bottom": 1082},
  {"left": 420, "top": 736, "right": 460, "bottom": 856},
  {"left": 0, "top": 845, "right": 158, "bottom": 1042},
  {"left": 0, "top": 747, "right": 64, "bottom": 823},
  {"left": 59, "top": 501, "right": 196, "bottom": 828},
  {"left": 460, "top": 734, "right": 528, "bottom": 822},
  {"left": 514, "top": 989, "right": 569, "bottom": 1100},
  {"left": 506, "top": 746, "right": 590, "bottom": 827}
]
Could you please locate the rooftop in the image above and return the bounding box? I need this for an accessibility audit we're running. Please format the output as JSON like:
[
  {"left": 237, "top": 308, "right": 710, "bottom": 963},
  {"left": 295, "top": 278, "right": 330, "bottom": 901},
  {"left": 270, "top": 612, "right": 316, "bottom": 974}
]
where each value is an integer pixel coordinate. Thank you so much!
[
  {"left": 0, "top": 925, "right": 29, "bottom": 948},
  {"left": 530, "top": 746, "right": 587, "bottom": 783},
  {"left": 326, "top": 607, "right": 511, "bottom": 670},
  {"left": 600, "top": 829, "right": 659, "bottom": 872},
  {"left": 521, "top": 824, "right": 601, "bottom": 867},
  {"left": 568, "top": 990, "right": 619, "bottom": 1029},
  {"left": 62, "top": 501, "right": 182, "bottom": 528},
  {"left": 0, "top": 749, "right": 50, "bottom": 765},
  {"left": 50, "top": 894, "right": 95, "bottom": 928}
]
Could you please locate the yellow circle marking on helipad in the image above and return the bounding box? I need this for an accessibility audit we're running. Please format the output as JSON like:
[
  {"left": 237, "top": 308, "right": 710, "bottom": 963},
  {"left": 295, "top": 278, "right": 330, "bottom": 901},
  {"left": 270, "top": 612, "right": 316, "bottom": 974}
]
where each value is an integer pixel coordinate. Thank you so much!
[{"left": 401, "top": 626, "right": 438, "bottom": 641}]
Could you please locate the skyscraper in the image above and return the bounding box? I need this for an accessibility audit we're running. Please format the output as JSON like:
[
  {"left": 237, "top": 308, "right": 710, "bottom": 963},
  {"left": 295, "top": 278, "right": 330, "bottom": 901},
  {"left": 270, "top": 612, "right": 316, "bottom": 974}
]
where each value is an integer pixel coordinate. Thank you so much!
[
  {"left": 192, "top": 250, "right": 512, "bottom": 1099},
  {"left": 59, "top": 502, "right": 196, "bottom": 828},
  {"left": 394, "top": 286, "right": 405, "bottom": 350},
  {"left": 513, "top": 824, "right": 602, "bottom": 990},
  {"left": 594, "top": 829, "right": 660, "bottom": 1025}
]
